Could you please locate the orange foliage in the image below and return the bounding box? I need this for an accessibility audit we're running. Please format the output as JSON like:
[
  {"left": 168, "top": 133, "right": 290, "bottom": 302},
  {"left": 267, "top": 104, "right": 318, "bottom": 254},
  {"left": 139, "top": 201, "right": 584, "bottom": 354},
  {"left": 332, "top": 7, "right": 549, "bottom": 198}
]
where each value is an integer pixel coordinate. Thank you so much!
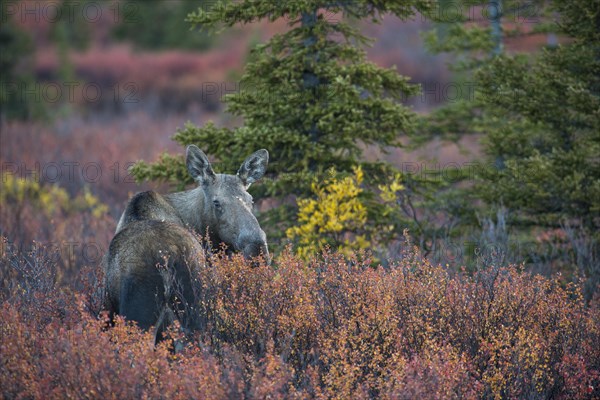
[{"left": 1, "top": 239, "right": 598, "bottom": 399}]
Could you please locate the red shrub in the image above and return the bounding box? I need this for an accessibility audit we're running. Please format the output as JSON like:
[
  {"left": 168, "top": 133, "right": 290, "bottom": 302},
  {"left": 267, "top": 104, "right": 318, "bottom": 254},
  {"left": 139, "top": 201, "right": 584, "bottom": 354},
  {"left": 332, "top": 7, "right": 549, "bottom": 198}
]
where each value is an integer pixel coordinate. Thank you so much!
[{"left": 1, "top": 242, "right": 598, "bottom": 399}]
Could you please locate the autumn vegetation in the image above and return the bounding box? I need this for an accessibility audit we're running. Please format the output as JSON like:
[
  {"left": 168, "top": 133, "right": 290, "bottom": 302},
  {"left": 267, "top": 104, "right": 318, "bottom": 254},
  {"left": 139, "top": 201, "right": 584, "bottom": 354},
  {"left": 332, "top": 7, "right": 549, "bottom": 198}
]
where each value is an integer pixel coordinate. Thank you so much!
[
  {"left": 1, "top": 0, "right": 599, "bottom": 398},
  {"left": 2, "top": 234, "right": 599, "bottom": 399}
]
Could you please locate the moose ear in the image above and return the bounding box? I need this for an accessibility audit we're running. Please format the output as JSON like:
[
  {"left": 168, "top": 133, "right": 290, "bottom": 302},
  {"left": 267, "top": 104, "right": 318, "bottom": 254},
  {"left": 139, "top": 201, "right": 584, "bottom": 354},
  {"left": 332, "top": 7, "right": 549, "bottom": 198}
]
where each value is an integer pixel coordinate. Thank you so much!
[
  {"left": 186, "top": 145, "right": 216, "bottom": 184},
  {"left": 237, "top": 149, "right": 269, "bottom": 187}
]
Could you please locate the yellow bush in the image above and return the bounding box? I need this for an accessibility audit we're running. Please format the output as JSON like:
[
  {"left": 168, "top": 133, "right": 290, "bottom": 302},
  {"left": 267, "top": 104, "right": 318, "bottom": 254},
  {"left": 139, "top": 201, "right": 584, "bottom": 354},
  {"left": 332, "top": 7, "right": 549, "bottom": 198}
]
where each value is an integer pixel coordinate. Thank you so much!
[
  {"left": 286, "top": 167, "right": 370, "bottom": 258},
  {"left": 378, "top": 172, "right": 404, "bottom": 203},
  {"left": 0, "top": 173, "right": 107, "bottom": 218},
  {"left": 287, "top": 167, "right": 407, "bottom": 259}
]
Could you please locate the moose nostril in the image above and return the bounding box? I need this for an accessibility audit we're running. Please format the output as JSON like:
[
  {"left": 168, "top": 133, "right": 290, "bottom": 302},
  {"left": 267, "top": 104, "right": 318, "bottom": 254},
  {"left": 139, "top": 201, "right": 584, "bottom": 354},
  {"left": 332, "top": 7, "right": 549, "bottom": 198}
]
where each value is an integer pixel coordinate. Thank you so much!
[{"left": 242, "top": 241, "right": 269, "bottom": 264}]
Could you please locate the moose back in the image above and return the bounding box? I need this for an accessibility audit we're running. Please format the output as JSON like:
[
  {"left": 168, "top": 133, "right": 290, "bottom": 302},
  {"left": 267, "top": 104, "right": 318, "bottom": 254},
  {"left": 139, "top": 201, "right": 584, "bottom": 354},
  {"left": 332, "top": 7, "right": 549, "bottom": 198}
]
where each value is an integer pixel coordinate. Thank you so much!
[{"left": 103, "top": 145, "right": 269, "bottom": 342}]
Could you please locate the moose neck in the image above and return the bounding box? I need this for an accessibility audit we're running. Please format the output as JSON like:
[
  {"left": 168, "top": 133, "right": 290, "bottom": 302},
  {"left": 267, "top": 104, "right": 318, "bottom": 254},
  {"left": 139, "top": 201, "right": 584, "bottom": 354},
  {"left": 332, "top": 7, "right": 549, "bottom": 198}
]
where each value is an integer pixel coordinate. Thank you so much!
[{"left": 164, "top": 187, "right": 207, "bottom": 234}]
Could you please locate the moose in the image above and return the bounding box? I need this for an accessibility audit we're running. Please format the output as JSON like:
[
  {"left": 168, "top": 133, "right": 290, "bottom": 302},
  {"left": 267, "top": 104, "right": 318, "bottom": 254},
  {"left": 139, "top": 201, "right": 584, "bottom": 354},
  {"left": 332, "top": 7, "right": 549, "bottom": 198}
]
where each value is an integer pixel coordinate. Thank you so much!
[{"left": 104, "top": 145, "right": 269, "bottom": 342}]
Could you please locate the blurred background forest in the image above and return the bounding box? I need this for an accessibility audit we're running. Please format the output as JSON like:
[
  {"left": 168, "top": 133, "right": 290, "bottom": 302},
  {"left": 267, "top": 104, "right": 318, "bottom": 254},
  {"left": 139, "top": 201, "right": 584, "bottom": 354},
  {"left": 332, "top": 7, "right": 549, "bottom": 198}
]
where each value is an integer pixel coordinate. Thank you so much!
[{"left": 1, "top": 0, "right": 598, "bottom": 298}]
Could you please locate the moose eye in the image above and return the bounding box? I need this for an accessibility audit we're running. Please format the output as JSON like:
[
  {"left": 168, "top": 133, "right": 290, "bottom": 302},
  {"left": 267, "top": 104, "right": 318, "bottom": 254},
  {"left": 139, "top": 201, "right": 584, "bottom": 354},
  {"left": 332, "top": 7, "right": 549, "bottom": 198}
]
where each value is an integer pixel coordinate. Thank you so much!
[{"left": 213, "top": 200, "right": 221, "bottom": 209}]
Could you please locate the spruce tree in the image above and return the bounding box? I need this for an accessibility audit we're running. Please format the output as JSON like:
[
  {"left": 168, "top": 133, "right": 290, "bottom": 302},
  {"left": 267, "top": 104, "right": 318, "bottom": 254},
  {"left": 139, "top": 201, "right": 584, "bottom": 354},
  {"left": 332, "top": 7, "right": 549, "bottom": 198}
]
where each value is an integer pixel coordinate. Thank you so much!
[
  {"left": 477, "top": 0, "right": 599, "bottom": 232},
  {"left": 131, "top": 1, "right": 433, "bottom": 245},
  {"left": 422, "top": 0, "right": 599, "bottom": 233},
  {"left": 476, "top": 0, "right": 599, "bottom": 295},
  {"left": 416, "top": 0, "right": 599, "bottom": 280},
  {"left": 418, "top": 0, "right": 554, "bottom": 141},
  {"left": 357, "top": 0, "right": 558, "bottom": 257}
]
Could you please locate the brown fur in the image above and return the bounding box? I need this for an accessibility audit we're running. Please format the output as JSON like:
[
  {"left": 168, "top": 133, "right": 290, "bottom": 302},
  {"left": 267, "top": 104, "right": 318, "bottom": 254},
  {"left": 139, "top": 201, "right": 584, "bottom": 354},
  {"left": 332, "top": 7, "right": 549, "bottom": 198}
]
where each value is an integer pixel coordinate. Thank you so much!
[
  {"left": 104, "top": 220, "right": 203, "bottom": 340},
  {"left": 104, "top": 146, "right": 269, "bottom": 342}
]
